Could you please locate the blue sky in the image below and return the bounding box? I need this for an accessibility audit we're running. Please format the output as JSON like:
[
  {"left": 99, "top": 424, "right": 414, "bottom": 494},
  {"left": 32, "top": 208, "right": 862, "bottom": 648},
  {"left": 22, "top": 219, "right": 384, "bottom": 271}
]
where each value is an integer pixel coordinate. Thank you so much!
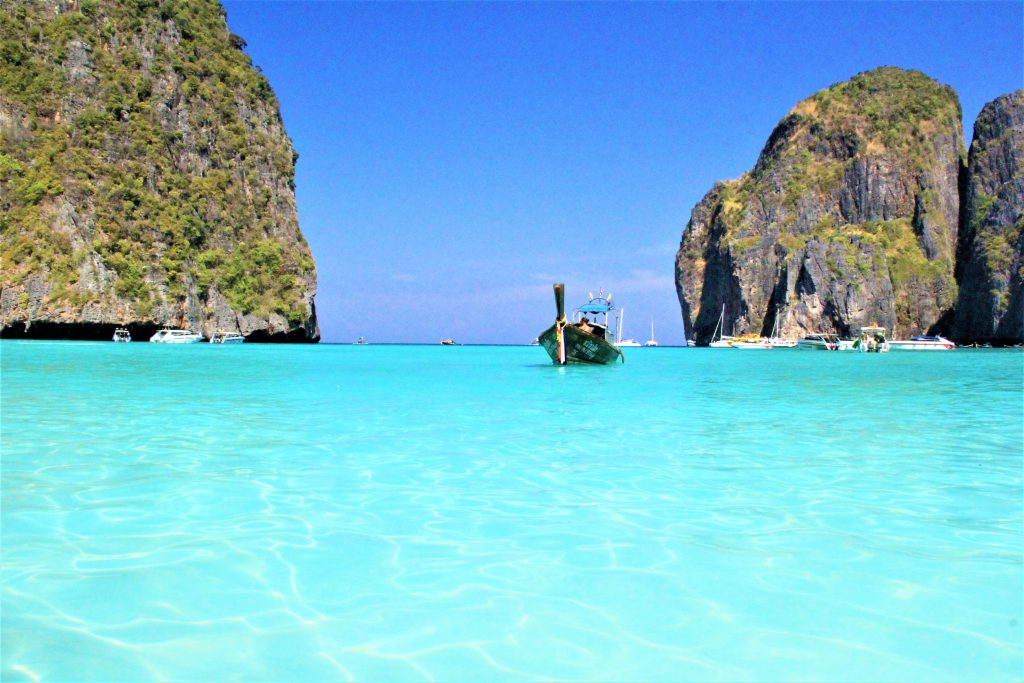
[{"left": 222, "top": 1, "right": 1022, "bottom": 345}]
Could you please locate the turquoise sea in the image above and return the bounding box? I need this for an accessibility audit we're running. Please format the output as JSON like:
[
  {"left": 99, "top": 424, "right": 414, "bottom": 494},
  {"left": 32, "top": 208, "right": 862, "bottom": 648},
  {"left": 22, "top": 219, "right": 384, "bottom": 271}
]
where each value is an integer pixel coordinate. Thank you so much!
[{"left": 1, "top": 341, "right": 1021, "bottom": 682}]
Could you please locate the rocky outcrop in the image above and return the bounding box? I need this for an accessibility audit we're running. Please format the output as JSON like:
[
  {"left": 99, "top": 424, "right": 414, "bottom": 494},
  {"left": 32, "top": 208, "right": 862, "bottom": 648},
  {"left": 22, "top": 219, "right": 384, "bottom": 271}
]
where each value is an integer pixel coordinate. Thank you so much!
[
  {"left": 0, "top": 0, "right": 318, "bottom": 341},
  {"left": 675, "top": 68, "right": 964, "bottom": 344},
  {"left": 950, "top": 92, "right": 1024, "bottom": 344}
]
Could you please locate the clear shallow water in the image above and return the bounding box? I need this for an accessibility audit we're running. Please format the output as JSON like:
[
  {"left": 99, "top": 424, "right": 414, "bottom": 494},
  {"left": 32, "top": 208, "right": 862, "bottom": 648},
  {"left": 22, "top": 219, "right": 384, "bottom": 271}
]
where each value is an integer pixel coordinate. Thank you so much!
[{"left": 1, "top": 341, "right": 1021, "bottom": 682}]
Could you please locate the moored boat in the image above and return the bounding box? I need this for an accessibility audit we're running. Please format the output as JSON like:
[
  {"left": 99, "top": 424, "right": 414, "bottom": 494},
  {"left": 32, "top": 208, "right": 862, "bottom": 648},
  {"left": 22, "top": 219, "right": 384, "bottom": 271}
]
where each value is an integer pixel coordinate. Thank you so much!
[
  {"left": 708, "top": 305, "right": 733, "bottom": 347},
  {"left": 112, "top": 327, "right": 131, "bottom": 343},
  {"left": 852, "top": 325, "right": 890, "bottom": 352},
  {"left": 797, "top": 333, "right": 841, "bottom": 350},
  {"left": 149, "top": 329, "right": 203, "bottom": 343},
  {"left": 537, "top": 284, "right": 624, "bottom": 365},
  {"left": 765, "top": 308, "right": 797, "bottom": 347},
  {"left": 730, "top": 333, "right": 772, "bottom": 349},
  {"left": 889, "top": 335, "right": 956, "bottom": 351},
  {"left": 210, "top": 333, "right": 244, "bottom": 344},
  {"left": 614, "top": 308, "right": 641, "bottom": 347},
  {"left": 644, "top": 320, "right": 658, "bottom": 347}
]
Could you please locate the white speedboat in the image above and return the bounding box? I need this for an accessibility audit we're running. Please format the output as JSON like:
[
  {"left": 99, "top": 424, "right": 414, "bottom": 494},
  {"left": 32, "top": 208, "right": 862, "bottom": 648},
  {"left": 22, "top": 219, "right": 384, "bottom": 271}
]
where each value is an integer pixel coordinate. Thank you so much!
[
  {"left": 797, "top": 334, "right": 840, "bottom": 350},
  {"left": 210, "top": 333, "right": 244, "bottom": 344},
  {"left": 889, "top": 335, "right": 955, "bottom": 351},
  {"left": 150, "top": 329, "right": 203, "bottom": 343},
  {"left": 112, "top": 327, "right": 131, "bottom": 342}
]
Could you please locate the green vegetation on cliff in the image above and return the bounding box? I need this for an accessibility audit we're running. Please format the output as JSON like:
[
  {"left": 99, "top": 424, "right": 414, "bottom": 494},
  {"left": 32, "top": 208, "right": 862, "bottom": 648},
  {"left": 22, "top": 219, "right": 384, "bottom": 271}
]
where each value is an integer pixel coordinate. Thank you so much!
[{"left": 0, "top": 0, "right": 315, "bottom": 328}]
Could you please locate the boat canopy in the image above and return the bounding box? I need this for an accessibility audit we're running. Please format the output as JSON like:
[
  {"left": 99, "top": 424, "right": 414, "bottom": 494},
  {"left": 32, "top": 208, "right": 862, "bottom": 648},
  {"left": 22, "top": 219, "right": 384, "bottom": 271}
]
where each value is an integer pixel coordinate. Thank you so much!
[{"left": 578, "top": 301, "right": 612, "bottom": 314}]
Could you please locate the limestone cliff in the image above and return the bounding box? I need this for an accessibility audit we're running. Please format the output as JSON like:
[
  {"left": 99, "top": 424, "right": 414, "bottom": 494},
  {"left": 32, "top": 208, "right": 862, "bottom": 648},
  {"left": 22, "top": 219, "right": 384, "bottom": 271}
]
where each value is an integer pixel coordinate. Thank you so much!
[
  {"left": 0, "top": 0, "right": 318, "bottom": 341},
  {"left": 951, "top": 92, "right": 1024, "bottom": 344},
  {"left": 675, "top": 68, "right": 963, "bottom": 344}
]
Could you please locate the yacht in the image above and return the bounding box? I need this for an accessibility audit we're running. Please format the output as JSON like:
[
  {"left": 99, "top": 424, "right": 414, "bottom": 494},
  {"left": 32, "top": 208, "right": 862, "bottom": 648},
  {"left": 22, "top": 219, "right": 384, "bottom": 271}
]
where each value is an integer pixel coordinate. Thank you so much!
[
  {"left": 210, "top": 333, "right": 244, "bottom": 344},
  {"left": 440, "top": 338, "right": 457, "bottom": 346},
  {"left": 150, "top": 329, "right": 203, "bottom": 344},
  {"left": 889, "top": 335, "right": 955, "bottom": 351},
  {"left": 765, "top": 308, "right": 797, "bottom": 347},
  {"left": 709, "top": 305, "right": 733, "bottom": 347},
  {"left": 112, "top": 327, "right": 131, "bottom": 343},
  {"left": 614, "top": 309, "right": 641, "bottom": 347},
  {"left": 354, "top": 337, "right": 368, "bottom": 345},
  {"left": 644, "top": 320, "right": 658, "bottom": 347}
]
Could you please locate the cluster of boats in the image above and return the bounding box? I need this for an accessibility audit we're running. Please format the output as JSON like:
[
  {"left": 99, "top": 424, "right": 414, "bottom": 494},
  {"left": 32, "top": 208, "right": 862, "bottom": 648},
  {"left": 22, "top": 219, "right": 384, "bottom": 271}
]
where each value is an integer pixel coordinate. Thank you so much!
[
  {"left": 112, "top": 328, "right": 244, "bottom": 343},
  {"left": 707, "top": 306, "right": 956, "bottom": 352}
]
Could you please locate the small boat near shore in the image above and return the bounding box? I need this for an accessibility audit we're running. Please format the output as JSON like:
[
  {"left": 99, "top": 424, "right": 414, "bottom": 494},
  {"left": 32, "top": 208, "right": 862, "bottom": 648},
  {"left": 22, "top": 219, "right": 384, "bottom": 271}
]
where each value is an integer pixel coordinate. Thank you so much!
[
  {"left": 889, "top": 335, "right": 955, "bottom": 351},
  {"left": 797, "top": 334, "right": 849, "bottom": 350},
  {"left": 150, "top": 329, "right": 203, "bottom": 344},
  {"left": 709, "top": 305, "right": 733, "bottom": 347},
  {"left": 537, "top": 284, "right": 623, "bottom": 365},
  {"left": 730, "top": 333, "right": 772, "bottom": 349},
  {"left": 210, "top": 333, "right": 244, "bottom": 344},
  {"left": 765, "top": 309, "right": 797, "bottom": 347},
  {"left": 852, "top": 325, "right": 890, "bottom": 352},
  {"left": 112, "top": 327, "right": 131, "bottom": 343}
]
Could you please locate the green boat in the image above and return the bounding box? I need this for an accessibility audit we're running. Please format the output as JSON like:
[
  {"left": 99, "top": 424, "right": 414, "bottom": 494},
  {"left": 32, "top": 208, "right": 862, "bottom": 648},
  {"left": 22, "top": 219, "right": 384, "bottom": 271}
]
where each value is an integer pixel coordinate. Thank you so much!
[{"left": 537, "top": 283, "right": 624, "bottom": 365}]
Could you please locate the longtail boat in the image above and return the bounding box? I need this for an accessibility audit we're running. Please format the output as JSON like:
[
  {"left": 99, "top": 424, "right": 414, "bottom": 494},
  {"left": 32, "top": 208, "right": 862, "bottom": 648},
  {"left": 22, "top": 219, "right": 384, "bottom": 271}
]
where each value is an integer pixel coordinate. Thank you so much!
[{"left": 537, "top": 283, "right": 624, "bottom": 365}]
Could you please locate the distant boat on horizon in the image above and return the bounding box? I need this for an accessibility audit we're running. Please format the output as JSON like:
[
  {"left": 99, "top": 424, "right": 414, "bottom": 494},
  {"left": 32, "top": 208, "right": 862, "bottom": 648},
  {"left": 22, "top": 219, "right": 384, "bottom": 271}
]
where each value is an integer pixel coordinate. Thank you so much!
[
  {"left": 614, "top": 308, "right": 641, "bottom": 347},
  {"left": 644, "top": 319, "right": 658, "bottom": 347},
  {"left": 354, "top": 336, "right": 367, "bottom": 345},
  {"left": 440, "top": 338, "right": 457, "bottom": 345}
]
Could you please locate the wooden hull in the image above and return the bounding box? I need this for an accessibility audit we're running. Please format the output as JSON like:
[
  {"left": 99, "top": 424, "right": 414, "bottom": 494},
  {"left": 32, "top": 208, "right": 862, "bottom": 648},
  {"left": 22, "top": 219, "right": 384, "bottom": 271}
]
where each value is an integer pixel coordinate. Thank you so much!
[{"left": 537, "top": 323, "right": 624, "bottom": 365}]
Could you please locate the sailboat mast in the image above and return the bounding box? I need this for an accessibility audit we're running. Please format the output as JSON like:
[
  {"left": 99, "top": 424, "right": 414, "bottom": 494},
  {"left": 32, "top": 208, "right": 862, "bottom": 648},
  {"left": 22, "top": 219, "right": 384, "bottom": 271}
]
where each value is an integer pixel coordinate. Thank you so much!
[{"left": 712, "top": 304, "right": 723, "bottom": 342}]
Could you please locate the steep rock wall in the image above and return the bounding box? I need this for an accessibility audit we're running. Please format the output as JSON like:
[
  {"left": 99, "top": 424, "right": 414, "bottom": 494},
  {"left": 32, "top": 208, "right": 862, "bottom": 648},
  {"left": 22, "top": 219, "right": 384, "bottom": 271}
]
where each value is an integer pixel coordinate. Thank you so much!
[
  {"left": 675, "top": 68, "right": 963, "bottom": 344},
  {"left": 0, "top": 0, "right": 318, "bottom": 341},
  {"left": 951, "top": 91, "right": 1024, "bottom": 343}
]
